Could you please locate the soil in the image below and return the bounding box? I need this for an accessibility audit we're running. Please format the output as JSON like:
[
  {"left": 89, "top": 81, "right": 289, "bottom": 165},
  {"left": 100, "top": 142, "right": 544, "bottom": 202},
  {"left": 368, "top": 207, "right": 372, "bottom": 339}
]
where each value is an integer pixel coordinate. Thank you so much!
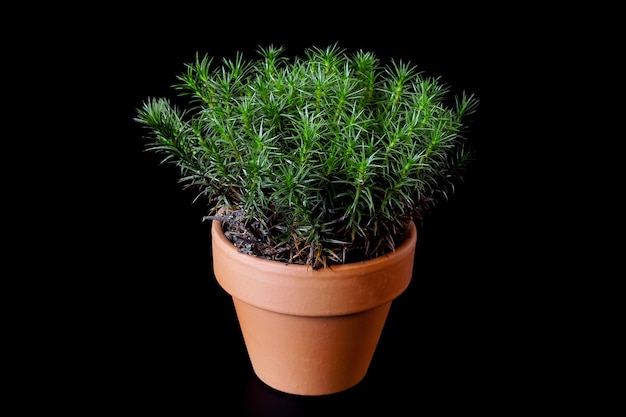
[{"left": 204, "top": 209, "right": 413, "bottom": 269}]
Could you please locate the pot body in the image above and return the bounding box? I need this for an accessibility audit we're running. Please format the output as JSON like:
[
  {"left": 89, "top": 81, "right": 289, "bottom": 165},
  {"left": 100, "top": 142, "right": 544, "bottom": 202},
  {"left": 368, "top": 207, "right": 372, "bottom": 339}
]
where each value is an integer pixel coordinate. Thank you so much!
[{"left": 212, "top": 220, "right": 417, "bottom": 396}]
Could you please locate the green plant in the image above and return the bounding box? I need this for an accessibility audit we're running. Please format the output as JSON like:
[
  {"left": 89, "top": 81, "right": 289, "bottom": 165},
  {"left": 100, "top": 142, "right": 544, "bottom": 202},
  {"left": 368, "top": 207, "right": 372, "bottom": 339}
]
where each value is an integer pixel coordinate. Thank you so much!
[{"left": 135, "top": 43, "right": 479, "bottom": 268}]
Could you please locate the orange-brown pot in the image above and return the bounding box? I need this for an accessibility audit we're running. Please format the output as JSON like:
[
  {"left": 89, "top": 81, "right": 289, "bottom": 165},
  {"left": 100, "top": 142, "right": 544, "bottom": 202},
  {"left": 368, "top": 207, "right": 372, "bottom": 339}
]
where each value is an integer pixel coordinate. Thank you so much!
[{"left": 212, "top": 220, "right": 417, "bottom": 396}]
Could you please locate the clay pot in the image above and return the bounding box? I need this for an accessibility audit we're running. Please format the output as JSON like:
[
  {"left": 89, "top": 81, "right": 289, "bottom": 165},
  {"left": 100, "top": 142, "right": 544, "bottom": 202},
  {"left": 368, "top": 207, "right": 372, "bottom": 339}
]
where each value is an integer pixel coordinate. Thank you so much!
[{"left": 212, "top": 220, "right": 417, "bottom": 396}]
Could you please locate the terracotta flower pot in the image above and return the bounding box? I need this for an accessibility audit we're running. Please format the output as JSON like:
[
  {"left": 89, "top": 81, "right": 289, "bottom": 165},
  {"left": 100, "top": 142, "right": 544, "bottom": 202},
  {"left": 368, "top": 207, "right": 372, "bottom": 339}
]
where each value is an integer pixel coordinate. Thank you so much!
[{"left": 212, "top": 220, "right": 417, "bottom": 396}]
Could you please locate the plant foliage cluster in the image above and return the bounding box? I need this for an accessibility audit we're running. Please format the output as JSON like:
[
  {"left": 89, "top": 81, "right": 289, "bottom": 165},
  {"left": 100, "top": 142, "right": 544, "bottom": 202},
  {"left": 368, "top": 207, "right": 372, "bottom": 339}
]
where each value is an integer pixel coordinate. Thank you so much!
[{"left": 135, "top": 43, "right": 479, "bottom": 268}]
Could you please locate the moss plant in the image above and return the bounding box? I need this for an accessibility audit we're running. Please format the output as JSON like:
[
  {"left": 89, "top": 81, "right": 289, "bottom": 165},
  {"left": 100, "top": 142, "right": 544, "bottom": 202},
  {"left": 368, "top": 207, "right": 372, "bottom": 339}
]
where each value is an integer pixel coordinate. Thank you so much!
[{"left": 135, "top": 43, "right": 479, "bottom": 268}]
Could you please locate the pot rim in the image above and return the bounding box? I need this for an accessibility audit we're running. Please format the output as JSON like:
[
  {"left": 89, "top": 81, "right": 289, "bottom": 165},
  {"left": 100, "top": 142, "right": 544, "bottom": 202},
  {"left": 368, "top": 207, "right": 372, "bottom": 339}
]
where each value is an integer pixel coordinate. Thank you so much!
[{"left": 211, "top": 220, "right": 417, "bottom": 316}]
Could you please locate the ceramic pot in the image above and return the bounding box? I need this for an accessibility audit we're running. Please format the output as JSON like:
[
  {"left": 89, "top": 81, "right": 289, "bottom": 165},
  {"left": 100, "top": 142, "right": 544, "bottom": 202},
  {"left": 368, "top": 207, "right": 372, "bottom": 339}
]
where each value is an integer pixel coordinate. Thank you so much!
[{"left": 212, "top": 220, "right": 417, "bottom": 396}]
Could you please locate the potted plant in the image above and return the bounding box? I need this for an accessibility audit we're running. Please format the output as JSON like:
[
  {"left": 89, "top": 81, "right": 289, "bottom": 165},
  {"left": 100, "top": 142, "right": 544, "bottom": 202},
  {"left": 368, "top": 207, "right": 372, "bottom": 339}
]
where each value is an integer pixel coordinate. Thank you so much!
[{"left": 134, "top": 43, "right": 479, "bottom": 396}]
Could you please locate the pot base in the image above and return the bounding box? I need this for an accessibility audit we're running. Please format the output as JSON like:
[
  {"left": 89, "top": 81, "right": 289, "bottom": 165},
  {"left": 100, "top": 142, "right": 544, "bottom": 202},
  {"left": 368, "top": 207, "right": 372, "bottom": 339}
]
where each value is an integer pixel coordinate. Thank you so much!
[{"left": 233, "top": 298, "right": 392, "bottom": 396}]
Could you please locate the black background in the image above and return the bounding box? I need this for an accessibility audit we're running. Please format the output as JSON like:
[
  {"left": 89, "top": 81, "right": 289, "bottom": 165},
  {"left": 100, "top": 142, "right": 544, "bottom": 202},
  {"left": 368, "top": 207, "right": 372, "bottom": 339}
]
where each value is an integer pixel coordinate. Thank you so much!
[{"left": 24, "top": 5, "right": 594, "bottom": 415}]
